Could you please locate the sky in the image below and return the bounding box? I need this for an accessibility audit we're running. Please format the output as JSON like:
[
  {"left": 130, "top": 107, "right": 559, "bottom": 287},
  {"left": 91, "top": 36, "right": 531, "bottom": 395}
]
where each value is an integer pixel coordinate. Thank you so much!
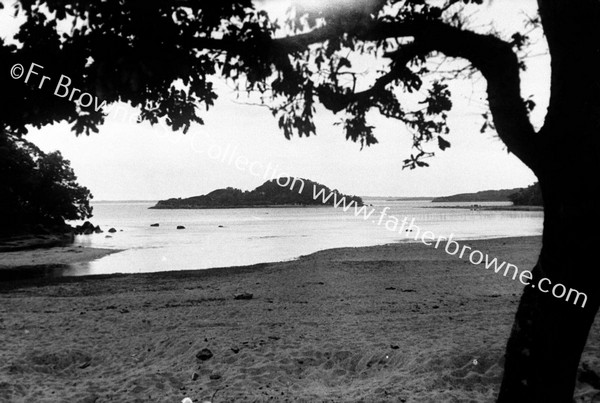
[{"left": 2, "top": 0, "right": 548, "bottom": 200}]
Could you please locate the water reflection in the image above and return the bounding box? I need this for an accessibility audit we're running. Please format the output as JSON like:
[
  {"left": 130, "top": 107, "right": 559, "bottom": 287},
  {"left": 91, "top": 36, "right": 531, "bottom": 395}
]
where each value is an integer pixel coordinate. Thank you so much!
[{"left": 0, "top": 263, "right": 92, "bottom": 284}]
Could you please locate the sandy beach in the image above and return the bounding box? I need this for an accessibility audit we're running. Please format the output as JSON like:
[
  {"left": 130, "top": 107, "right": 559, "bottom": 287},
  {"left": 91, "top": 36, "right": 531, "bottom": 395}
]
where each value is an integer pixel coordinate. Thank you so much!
[{"left": 1, "top": 236, "right": 599, "bottom": 402}]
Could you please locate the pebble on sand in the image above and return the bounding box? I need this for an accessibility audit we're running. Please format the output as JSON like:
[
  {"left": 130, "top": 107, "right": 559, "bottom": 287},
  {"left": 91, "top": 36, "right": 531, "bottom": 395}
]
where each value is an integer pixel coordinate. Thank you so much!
[{"left": 196, "top": 348, "right": 213, "bottom": 361}]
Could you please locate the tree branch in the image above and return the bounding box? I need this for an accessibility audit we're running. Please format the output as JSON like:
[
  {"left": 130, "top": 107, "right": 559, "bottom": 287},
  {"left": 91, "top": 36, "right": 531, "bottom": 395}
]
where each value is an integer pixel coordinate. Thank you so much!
[
  {"left": 412, "top": 22, "right": 541, "bottom": 172},
  {"left": 312, "top": 42, "right": 429, "bottom": 114},
  {"left": 284, "top": 21, "right": 540, "bottom": 171},
  {"left": 194, "top": 19, "right": 541, "bottom": 171}
]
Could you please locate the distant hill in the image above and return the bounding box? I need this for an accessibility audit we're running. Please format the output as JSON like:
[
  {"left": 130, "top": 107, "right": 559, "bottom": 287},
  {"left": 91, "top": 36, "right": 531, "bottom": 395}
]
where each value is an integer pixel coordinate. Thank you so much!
[
  {"left": 431, "top": 187, "right": 524, "bottom": 203},
  {"left": 150, "top": 178, "right": 363, "bottom": 209}
]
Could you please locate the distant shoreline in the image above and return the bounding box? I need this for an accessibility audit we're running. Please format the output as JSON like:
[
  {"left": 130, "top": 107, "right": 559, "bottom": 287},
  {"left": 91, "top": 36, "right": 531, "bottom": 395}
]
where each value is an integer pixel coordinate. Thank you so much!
[{"left": 425, "top": 204, "right": 543, "bottom": 212}]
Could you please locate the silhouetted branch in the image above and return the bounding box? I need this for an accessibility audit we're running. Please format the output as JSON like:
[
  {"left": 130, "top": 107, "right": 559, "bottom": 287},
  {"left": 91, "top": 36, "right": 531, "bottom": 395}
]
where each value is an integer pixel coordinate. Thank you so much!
[{"left": 193, "top": 19, "right": 541, "bottom": 171}]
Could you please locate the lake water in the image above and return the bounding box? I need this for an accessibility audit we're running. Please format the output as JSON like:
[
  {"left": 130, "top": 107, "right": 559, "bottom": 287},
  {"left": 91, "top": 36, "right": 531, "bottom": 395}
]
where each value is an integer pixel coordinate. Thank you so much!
[{"left": 53, "top": 199, "right": 543, "bottom": 276}]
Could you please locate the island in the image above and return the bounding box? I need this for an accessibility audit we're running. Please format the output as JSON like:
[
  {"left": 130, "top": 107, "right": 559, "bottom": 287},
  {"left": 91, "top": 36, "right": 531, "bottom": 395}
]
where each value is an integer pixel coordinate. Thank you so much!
[{"left": 150, "top": 178, "right": 364, "bottom": 209}]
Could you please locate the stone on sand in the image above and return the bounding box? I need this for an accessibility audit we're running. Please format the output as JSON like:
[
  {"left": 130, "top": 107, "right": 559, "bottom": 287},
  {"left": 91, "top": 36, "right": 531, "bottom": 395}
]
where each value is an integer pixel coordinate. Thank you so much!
[{"left": 196, "top": 348, "right": 213, "bottom": 361}]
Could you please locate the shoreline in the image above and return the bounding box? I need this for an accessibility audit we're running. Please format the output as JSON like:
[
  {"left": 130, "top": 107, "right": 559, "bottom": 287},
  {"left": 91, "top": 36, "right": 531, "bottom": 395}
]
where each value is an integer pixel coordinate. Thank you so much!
[
  {"left": 0, "top": 234, "right": 543, "bottom": 276},
  {"left": 1, "top": 236, "right": 599, "bottom": 402}
]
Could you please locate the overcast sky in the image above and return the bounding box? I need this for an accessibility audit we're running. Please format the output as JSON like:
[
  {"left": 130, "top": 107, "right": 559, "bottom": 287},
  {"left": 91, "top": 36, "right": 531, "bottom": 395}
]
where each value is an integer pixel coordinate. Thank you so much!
[{"left": 3, "top": 0, "right": 547, "bottom": 200}]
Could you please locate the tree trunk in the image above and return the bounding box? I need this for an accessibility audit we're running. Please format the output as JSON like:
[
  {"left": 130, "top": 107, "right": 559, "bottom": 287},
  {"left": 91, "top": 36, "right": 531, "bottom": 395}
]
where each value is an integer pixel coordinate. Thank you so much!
[
  {"left": 497, "top": 214, "right": 600, "bottom": 401},
  {"left": 497, "top": 1, "right": 600, "bottom": 400},
  {"left": 497, "top": 161, "right": 600, "bottom": 402}
]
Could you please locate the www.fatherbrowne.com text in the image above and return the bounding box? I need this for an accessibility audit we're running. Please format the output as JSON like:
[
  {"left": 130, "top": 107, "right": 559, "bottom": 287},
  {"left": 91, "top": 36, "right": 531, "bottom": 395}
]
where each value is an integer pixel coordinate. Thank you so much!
[{"left": 276, "top": 176, "right": 587, "bottom": 309}]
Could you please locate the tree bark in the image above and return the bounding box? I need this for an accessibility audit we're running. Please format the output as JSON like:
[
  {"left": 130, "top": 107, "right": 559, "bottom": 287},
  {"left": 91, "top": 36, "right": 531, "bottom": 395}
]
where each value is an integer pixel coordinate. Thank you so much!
[
  {"left": 498, "top": 178, "right": 600, "bottom": 401},
  {"left": 497, "top": 1, "right": 600, "bottom": 400}
]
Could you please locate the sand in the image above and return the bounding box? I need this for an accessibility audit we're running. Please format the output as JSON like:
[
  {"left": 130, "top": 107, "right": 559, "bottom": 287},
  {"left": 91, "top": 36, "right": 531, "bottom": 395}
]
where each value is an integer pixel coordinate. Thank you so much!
[{"left": 1, "top": 236, "right": 599, "bottom": 402}]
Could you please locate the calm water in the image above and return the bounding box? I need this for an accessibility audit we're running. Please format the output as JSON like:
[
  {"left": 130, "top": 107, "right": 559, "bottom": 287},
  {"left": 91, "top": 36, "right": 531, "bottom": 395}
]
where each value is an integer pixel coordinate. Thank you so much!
[{"left": 50, "top": 199, "right": 543, "bottom": 277}]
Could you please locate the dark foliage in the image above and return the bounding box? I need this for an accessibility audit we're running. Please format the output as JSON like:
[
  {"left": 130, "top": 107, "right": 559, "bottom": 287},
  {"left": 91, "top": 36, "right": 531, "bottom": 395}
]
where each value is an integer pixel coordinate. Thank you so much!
[
  {"left": 0, "top": 0, "right": 471, "bottom": 162},
  {"left": 0, "top": 133, "right": 92, "bottom": 236},
  {"left": 509, "top": 182, "right": 543, "bottom": 206}
]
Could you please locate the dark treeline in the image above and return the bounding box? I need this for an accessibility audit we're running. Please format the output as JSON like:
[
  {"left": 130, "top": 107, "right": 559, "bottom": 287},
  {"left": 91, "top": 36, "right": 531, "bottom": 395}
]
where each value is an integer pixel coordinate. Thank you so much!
[
  {"left": 0, "top": 133, "right": 92, "bottom": 237},
  {"left": 509, "top": 183, "right": 543, "bottom": 206}
]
